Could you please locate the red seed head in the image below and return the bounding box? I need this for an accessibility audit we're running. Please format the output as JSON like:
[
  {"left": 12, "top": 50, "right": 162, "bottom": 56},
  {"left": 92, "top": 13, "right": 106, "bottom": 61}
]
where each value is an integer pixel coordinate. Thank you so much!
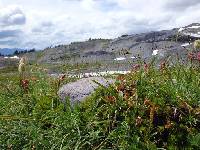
[
  {"left": 144, "top": 63, "right": 149, "bottom": 72},
  {"left": 160, "top": 61, "right": 166, "bottom": 70},
  {"left": 132, "top": 64, "right": 140, "bottom": 70},
  {"left": 188, "top": 52, "right": 196, "bottom": 60},
  {"left": 21, "top": 79, "right": 29, "bottom": 91},
  {"left": 59, "top": 74, "right": 66, "bottom": 81},
  {"left": 144, "top": 99, "right": 152, "bottom": 106},
  {"left": 135, "top": 116, "right": 143, "bottom": 126},
  {"left": 197, "top": 52, "right": 200, "bottom": 61}
]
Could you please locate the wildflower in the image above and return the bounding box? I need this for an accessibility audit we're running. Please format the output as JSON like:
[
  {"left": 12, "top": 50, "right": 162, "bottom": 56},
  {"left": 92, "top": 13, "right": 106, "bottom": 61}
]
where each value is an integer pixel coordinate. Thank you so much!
[
  {"left": 132, "top": 64, "right": 140, "bottom": 71},
  {"left": 180, "top": 101, "right": 192, "bottom": 113},
  {"left": 57, "top": 74, "right": 66, "bottom": 88},
  {"left": 164, "top": 120, "right": 173, "bottom": 129},
  {"left": 135, "top": 116, "right": 143, "bottom": 126},
  {"left": 160, "top": 61, "right": 166, "bottom": 70},
  {"left": 21, "top": 79, "right": 29, "bottom": 92},
  {"left": 124, "top": 91, "right": 131, "bottom": 100},
  {"left": 59, "top": 74, "right": 66, "bottom": 81},
  {"left": 116, "top": 74, "right": 125, "bottom": 81},
  {"left": 19, "top": 57, "right": 26, "bottom": 65},
  {"left": 144, "top": 63, "right": 149, "bottom": 72},
  {"left": 127, "top": 100, "right": 134, "bottom": 108},
  {"left": 194, "top": 40, "right": 200, "bottom": 50},
  {"left": 187, "top": 52, "right": 196, "bottom": 60},
  {"left": 18, "top": 57, "right": 26, "bottom": 73},
  {"left": 150, "top": 106, "right": 156, "bottom": 123},
  {"left": 105, "top": 96, "right": 116, "bottom": 104},
  {"left": 18, "top": 62, "right": 25, "bottom": 73},
  {"left": 116, "top": 83, "right": 125, "bottom": 92},
  {"left": 18, "top": 57, "right": 27, "bottom": 80},
  {"left": 143, "top": 99, "right": 158, "bottom": 124},
  {"left": 144, "top": 99, "right": 152, "bottom": 106},
  {"left": 197, "top": 52, "right": 200, "bottom": 61}
]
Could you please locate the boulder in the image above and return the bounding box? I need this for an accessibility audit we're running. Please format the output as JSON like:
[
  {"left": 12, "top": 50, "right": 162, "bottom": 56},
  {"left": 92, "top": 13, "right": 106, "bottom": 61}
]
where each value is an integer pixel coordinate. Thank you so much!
[{"left": 58, "top": 77, "right": 115, "bottom": 104}]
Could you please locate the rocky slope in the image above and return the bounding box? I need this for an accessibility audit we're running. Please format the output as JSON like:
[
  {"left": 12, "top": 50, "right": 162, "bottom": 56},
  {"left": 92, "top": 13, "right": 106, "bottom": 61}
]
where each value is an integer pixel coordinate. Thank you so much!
[{"left": 27, "top": 23, "right": 200, "bottom": 65}]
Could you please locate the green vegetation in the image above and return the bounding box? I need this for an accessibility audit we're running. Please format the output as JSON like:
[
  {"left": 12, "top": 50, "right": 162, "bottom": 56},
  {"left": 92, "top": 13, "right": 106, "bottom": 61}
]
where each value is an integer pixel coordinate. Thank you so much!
[
  {"left": 40, "top": 62, "right": 102, "bottom": 73},
  {"left": 0, "top": 56, "right": 200, "bottom": 149}
]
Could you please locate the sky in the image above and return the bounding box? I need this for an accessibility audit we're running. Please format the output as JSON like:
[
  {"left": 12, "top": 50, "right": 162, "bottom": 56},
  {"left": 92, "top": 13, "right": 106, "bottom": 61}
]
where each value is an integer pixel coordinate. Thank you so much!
[{"left": 0, "top": 0, "right": 200, "bottom": 49}]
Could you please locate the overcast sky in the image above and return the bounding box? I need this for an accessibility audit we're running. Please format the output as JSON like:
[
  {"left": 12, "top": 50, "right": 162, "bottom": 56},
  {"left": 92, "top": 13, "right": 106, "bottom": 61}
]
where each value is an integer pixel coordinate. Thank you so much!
[{"left": 0, "top": 0, "right": 200, "bottom": 49}]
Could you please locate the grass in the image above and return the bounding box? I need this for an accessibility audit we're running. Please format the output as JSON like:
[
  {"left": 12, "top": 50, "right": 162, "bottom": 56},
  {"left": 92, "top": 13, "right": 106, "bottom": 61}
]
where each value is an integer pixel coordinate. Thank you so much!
[
  {"left": 40, "top": 62, "right": 102, "bottom": 74},
  {"left": 0, "top": 57, "right": 200, "bottom": 149}
]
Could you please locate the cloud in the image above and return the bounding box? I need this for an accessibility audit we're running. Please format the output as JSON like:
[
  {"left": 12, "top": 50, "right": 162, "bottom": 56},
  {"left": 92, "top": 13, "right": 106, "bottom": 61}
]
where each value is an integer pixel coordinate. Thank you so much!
[
  {"left": 0, "top": 5, "right": 26, "bottom": 26},
  {"left": 0, "top": 29, "right": 22, "bottom": 38},
  {"left": 1, "top": 0, "right": 200, "bottom": 49},
  {"left": 0, "top": 39, "right": 19, "bottom": 46},
  {"left": 32, "top": 21, "right": 54, "bottom": 33},
  {"left": 164, "top": 0, "right": 200, "bottom": 11}
]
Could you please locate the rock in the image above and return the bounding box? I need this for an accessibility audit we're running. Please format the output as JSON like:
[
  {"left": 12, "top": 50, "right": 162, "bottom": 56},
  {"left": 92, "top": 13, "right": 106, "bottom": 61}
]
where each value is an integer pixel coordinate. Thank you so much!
[{"left": 58, "top": 77, "right": 115, "bottom": 104}]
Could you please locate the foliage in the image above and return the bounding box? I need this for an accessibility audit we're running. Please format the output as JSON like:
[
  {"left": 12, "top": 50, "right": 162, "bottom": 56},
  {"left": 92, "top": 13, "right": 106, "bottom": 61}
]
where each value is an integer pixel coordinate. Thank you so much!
[{"left": 0, "top": 58, "right": 200, "bottom": 149}]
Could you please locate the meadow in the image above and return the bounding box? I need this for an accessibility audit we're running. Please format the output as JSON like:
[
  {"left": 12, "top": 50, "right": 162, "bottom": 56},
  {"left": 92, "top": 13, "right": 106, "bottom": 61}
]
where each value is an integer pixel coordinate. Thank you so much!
[{"left": 0, "top": 52, "right": 200, "bottom": 149}]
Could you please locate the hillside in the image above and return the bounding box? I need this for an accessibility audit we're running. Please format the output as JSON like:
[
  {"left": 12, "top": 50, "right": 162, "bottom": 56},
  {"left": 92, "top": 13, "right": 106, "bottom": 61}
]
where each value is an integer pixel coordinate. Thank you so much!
[{"left": 28, "top": 23, "right": 200, "bottom": 65}]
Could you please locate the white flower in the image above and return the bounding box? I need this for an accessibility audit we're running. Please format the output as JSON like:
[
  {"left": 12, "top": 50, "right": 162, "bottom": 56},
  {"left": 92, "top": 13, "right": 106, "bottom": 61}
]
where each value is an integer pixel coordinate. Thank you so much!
[
  {"left": 18, "top": 63, "right": 25, "bottom": 73},
  {"left": 194, "top": 40, "right": 200, "bottom": 50},
  {"left": 18, "top": 57, "right": 26, "bottom": 73}
]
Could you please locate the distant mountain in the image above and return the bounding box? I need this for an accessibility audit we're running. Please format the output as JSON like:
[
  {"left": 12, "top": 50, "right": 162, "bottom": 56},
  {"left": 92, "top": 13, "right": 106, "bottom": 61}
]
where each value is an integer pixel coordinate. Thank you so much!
[{"left": 0, "top": 48, "right": 25, "bottom": 56}]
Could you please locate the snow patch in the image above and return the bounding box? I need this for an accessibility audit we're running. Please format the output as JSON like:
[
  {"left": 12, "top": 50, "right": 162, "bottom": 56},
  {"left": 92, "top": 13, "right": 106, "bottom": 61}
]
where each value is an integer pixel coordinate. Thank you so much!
[
  {"left": 114, "top": 57, "right": 126, "bottom": 61},
  {"left": 184, "top": 32, "right": 200, "bottom": 38},
  {"left": 181, "top": 43, "right": 190, "bottom": 47},
  {"left": 152, "top": 50, "right": 159, "bottom": 56},
  {"left": 190, "top": 33, "right": 200, "bottom": 38},
  {"left": 4, "top": 56, "right": 19, "bottom": 59},
  {"left": 66, "top": 71, "right": 131, "bottom": 78},
  {"left": 178, "top": 28, "right": 185, "bottom": 32},
  {"left": 188, "top": 26, "right": 200, "bottom": 29},
  {"left": 10, "top": 56, "right": 20, "bottom": 59}
]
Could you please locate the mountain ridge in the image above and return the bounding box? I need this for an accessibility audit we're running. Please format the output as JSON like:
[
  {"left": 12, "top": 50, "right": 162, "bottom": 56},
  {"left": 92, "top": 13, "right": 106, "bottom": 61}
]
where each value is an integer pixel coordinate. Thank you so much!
[{"left": 29, "top": 23, "right": 199, "bottom": 64}]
